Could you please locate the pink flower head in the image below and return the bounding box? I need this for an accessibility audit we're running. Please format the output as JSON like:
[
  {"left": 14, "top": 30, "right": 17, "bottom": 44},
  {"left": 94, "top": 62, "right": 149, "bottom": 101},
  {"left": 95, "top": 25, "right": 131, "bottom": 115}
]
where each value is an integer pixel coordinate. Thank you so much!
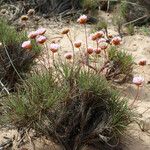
[
  {"left": 99, "top": 42, "right": 108, "bottom": 50},
  {"left": 94, "top": 48, "right": 101, "bottom": 54},
  {"left": 138, "top": 59, "right": 147, "bottom": 66},
  {"left": 95, "top": 31, "right": 104, "bottom": 39},
  {"left": 77, "top": 15, "right": 88, "bottom": 24},
  {"left": 132, "top": 76, "right": 144, "bottom": 86},
  {"left": 36, "top": 28, "right": 46, "bottom": 35},
  {"left": 64, "top": 52, "right": 73, "bottom": 60},
  {"left": 22, "top": 40, "right": 32, "bottom": 49},
  {"left": 36, "top": 36, "right": 47, "bottom": 44},
  {"left": 74, "top": 41, "right": 82, "bottom": 48},
  {"left": 89, "top": 33, "right": 97, "bottom": 41},
  {"left": 87, "top": 46, "right": 94, "bottom": 54},
  {"left": 49, "top": 43, "right": 60, "bottom": 53},
  {"left": 98, "top": 38, "right": 107, "bottom": 43},
  {"left": 61, "top": 28, "right": 70, "bottom": 34},
  {"left": 111, "top": 36, "right": 122, "bottom": 45},
  {"left": 28, "top": 31, "right": 38, "bottom": 39}
]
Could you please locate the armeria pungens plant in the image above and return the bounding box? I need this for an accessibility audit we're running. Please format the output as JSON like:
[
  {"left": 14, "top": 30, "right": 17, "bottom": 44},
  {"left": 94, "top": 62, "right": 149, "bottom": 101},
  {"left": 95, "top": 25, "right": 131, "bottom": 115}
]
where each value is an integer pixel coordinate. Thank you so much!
[{"left": 0, "top": 14, "right": 143, "bottom": 150}]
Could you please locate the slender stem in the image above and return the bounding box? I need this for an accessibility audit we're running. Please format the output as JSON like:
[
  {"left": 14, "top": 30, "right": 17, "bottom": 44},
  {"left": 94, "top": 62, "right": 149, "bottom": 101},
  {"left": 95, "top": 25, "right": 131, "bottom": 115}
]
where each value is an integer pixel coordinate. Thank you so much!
[
  {"left": 94, "top": 55, "right": 97, "bottom": 68},
  {"left": 105, "top": 28, "right": 109, "bottom": 39},
  {"left": 45, "top": 43, "right": 49, "bottom": 56},
  {"left": 78, "top": 47, "right": 82, "bottom": 56},
  {"left": 45, "top": 43, "right": 50, "bottom": 67},
  {"left": 104, "top": 49, "right": 108, "bottom": 60},
  {"left": 131, "top": 85, "right": 140, "bottom": 107},
  {"left": 52, "top": 53, "right": 55, "bottom": 66},
  {"left": 84, "top": 24, "right": 88, "bottom": 50},
  {"left": 66, "top": 33, "right": 75, "bottom": 64},
  {"left": 96, "top": 40, "right": 99, "bottom": 49},
  {"left": 98, "top": 60, "right": 109, "bottom": 74},
  {"left": 84, "top": 24, "right": 89, "bottom": 68},
  {"left": 66, "top": 33, "right": 75, "bottom": 55},
  {"left": 3, "top": 42, "right": 23, "bottom": 80}
]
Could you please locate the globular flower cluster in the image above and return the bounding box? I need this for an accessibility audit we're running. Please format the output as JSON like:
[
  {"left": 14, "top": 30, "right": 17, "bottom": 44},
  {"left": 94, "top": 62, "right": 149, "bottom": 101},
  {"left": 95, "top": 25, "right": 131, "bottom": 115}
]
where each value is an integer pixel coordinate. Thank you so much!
[
  {"left": 89, "top": 31, "right": 104, "bottom": 41},
  {"left": 138, "top": 59, "right": 146, "bottom": 66},
  {"left": 132, "top": 76, "right": 144, "bottom": 86},
  {"left": 22, "top": 40, "right": 32, "bottom": 49},
  {"left": 22, "top": 28, "right": 47, "bottom": 49},
  {"left": 77, "top": 15, "right": 88, "bottom": 24},
  {"left": 111, "top": 36, "right": 122, "bottom": 45},
  {"left": 20, "top": 15, "right": 29, "bottom": 21},
  {"left": 74, "top": 41, "right": 82, "bottom": 48},
  {"left": 61, "top": 28, "right": 70, "bottom": 35},
  {"left": 87, "top": 46, "right": 94, "bottom": 54},
  {"left": 49, "top": 43, "right": 60, "bottom": 53},
  {"left": 64, "top": 52, "right": 73, "bottom": 60},
  {"left": 36, "top": 36, "right": 47, "bottom": 44}
]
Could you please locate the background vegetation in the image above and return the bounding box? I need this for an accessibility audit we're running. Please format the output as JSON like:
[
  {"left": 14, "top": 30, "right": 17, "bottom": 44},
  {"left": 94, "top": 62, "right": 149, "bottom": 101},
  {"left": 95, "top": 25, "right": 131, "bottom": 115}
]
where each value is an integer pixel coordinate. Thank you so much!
[{"left": 0, "top": 19, "right": 40, "bottom": 91}]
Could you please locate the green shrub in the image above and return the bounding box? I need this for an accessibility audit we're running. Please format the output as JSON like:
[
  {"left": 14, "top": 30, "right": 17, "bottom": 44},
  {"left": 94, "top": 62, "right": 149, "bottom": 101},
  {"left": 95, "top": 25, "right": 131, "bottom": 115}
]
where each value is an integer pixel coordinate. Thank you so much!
[
  {"left": 92, "top": 20, "right": 108, "bottom": 33},
  {"left": 1, "top": 64, "right": 132, "bottom": 149},
  {"left": 106, "top": 46, "right": 134, "bottom": 82},
  {"left": 120, "top": 0, "right": 128, "bottom": 18},
  {"left": 0, "top": 19, "right": 41, "bottom": 91},
  {"left": 140, "top": 26, "right": 150, "bottom": 36},
  {"left": 0, "top": 71, "right": 68, "bottom": 128},
  {"left": 126, "top": 23, "right": 135, "bottom": 35}
]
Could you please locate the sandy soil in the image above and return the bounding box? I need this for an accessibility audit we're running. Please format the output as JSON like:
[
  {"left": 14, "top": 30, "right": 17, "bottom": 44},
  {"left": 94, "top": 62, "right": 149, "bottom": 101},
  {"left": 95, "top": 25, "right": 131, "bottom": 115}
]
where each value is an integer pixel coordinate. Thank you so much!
[{"left": 0, "top": 12, "right": 150, "bottom": 149}]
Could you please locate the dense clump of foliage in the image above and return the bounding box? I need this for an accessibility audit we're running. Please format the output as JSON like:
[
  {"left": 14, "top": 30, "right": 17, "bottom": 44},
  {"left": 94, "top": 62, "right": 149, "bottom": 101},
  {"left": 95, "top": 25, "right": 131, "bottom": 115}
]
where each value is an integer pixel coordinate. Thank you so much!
[
  {"left": 1, "top": 66, "right": 132, "bottom": 150},
  {"left": 118, "top": 0, "right": 150, "bottom": 26},
  {"left": 106, "top": 46, "right": 133, "bottom": 82}
]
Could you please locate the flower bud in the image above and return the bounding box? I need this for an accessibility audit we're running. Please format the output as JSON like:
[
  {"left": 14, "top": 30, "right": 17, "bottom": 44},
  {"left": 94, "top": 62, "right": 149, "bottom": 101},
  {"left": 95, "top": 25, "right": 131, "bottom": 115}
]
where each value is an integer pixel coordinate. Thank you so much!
[
  {"left": 49, "top": 43, "right": 60, "bottom": 53},
  {"left": 22, "top": 40, "right": 32, "bottom": 49},
  {"left": 77, "top": 15, "right": 88, "bottom": 24},
  {"left": 87, "top": 46, "right": 94, "bottom": 54},
  {"left": 36, "top": 36, "right": 47, "bottom": 44},
  {"left": 64, "top": 52, "right": 73, "bottom": 60},
  {"left": 61, "top": 28, "right": 70, "bottom": 34},
  {"left": 74, "top": 41, "right": 82, "bottom": 48}
]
